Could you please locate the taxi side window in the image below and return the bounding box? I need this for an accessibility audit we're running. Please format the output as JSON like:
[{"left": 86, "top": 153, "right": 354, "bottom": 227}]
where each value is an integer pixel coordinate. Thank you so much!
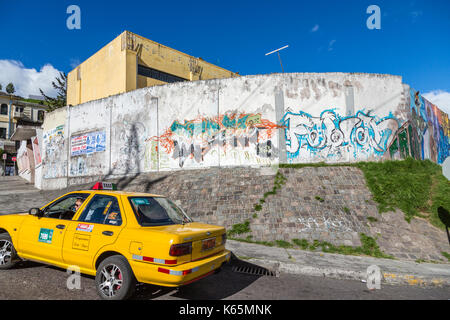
[
  {"left": 78, "top": 195, "right": 122, "bottom": 226},
  {"left": 43, "top": 194, "right": 89, "bottom": 220}
]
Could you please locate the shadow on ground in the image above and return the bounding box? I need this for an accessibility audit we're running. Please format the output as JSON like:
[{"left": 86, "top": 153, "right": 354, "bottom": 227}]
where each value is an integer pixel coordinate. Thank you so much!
[{"left": 132, "top": 255, "right": 275, "bottom": 300}]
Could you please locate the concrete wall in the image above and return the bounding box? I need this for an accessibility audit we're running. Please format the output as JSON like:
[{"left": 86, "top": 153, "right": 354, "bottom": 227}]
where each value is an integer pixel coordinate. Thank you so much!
[{"left": 41, "top": 72, "right": 449, "bottom": 190}]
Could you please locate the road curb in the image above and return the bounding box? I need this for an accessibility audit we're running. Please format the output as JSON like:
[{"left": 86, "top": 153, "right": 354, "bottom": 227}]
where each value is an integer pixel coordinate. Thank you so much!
[
  {"left": 226, "top": 240, "right": 450, "bottom": 288},
  {"left": 235, "top": 256, "right": 450, "bottom": 288}
]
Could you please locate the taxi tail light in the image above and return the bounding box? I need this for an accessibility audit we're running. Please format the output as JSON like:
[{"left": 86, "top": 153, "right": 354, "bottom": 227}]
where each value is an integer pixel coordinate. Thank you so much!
[{"left": 169, "top": 242, "right": 192, "bottom": 257}]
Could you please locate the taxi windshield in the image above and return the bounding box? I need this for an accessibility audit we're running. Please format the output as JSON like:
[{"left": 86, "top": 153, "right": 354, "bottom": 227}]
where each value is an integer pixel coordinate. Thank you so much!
[{"left": 128, "top": 197, "right": 193, "bottom": 227}]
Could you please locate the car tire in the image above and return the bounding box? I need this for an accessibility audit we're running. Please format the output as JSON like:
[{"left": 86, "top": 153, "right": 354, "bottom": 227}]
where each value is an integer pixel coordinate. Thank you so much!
[
  {"left": 95, "top": 255, "right": 137, "bottom": 300},
  {"left": 0, "top": 233, "right": 18, "bottom": 270}
]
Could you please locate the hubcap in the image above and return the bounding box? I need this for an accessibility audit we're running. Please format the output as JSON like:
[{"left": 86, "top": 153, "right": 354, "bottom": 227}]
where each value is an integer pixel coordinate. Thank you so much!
[
  {"left": 0, "top": 240, "right": 12, "bottom": 266},
  {"left": 99, "top": 264, "right": 123, "bottom": 297}
]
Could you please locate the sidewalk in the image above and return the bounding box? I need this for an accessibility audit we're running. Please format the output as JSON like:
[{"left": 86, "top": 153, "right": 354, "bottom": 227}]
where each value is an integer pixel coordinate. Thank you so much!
[{"left": 226, "top": 240, "right": 450, "bottom": 287}]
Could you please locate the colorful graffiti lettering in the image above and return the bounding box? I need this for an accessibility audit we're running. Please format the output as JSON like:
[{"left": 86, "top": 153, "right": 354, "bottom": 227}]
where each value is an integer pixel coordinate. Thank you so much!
[
  {"left": 147, "top": 112, "right": 280, "bottom": 167},
  {"left": 282, "top": 109, "right": 399, "bottom": 161},
  {"left": 407, "top": 89, "right": 450, "bottom": 164}
]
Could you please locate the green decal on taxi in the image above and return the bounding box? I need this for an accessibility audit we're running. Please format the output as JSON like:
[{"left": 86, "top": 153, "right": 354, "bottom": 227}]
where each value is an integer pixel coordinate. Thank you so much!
[{"left": 38, "top": 228, "right": 54, "bottom": 244}]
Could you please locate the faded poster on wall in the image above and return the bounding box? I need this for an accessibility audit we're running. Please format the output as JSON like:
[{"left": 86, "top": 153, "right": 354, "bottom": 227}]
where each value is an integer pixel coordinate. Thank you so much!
[{"left": 71, "top": 131, "right": 106, "bottom": 157}]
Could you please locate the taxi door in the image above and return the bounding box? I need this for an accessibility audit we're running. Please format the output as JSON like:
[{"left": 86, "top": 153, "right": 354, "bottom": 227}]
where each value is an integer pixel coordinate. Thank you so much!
[
  {"left": 18, "top": 193, "right": 90, "bottom": 265},
  {"left": 62, "top": 194, "right": 126, "bottom": 272}
]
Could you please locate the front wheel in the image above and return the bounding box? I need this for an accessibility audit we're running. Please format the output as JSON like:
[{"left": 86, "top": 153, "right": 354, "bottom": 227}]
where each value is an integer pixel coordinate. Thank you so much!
[
  {"left": 95, "top": 255, "right": 137, "bottom": 300},
  {"left": 0, "top": 233, "right": 18, "bottom": 270}
]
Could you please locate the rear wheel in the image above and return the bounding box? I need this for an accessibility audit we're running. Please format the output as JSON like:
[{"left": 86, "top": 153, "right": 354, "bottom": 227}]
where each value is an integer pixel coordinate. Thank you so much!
[
  {"left": 95, "top": 255, "right": 136, "bottom": 300},
  {"left": 0, "top": 233, "right": 18, "bottom": 270}
]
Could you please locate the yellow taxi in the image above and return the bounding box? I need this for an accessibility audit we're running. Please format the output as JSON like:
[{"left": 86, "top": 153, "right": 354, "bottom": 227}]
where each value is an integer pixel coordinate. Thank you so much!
[{"left": 0, "top": 182, "right": 231, "bottom": 300}]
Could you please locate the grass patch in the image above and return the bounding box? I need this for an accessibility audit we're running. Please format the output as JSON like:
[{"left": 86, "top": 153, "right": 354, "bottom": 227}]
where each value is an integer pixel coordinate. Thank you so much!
[
  {"left": 314, "top": 196, "right": 325, "bottom": 202},
  {"left": 292, "top": 234, "right": 394, "bottom": 259},
  {"left": 253, "top": 170, "right": 287, "bottom": 212},
  {"left": 281, "top": 158, "right": 450, "bottom": 229},
  {"left": 367, "top": 216, "right": 378, "bottom": 223},
  {"left": 231, "top": 233, "right": 393, "bottom": 259},
  {"left": 229, "top": 237, "right": 275, "bottom": 247},
  {"left": 356, "top": 158, "right": 450, "bottom": 228},
  {"left": 227, "top": 220, "right": 251, "bottom": 237},
  {"left": 275, "top": 240, "right": 293, "bottom": 248},
  {"left": 342, "top": 207, "right": 350, "bottom": 214},
  {"left": 442, "top": 251, "right": 450, "bottom": 261}
]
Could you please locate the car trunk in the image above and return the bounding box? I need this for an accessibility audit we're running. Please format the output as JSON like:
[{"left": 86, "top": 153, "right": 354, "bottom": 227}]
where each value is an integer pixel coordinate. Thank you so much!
[{"left": 152, "top": 222, "right": 226, "bottom": 263}]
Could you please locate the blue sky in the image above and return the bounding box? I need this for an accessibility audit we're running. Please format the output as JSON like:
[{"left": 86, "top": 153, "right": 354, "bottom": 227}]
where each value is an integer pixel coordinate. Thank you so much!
[{"left": 0, "top": 0, "right": 449, "bottom": 110}]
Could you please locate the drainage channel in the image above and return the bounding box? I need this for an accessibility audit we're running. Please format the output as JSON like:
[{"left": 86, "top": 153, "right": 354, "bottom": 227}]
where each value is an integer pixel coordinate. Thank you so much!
[{"left": 231, "top": 265, "right": 278, "bottom": 277}]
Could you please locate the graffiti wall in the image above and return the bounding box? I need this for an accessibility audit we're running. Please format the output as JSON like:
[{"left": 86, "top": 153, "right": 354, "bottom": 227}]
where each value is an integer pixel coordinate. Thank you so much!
[
  {"left": 395, "top": 88, "right": 450, "bottom": 164},
  {"left": 40, "top": 73, "right": 448, "bottom": 189},
  {"left": 282, "top": 109, "right": 399, "bottom": 162}
]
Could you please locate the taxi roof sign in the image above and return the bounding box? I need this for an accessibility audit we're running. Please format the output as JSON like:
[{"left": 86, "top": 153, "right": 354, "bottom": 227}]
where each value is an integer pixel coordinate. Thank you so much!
[{"left": 92, "top": 182, "right": 117, "bottom": 190}]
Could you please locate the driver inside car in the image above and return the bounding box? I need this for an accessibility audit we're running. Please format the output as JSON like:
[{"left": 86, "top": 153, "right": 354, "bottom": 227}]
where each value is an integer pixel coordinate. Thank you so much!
[{"left": 74, "top": 198, "right": 85, "bottom": 212}]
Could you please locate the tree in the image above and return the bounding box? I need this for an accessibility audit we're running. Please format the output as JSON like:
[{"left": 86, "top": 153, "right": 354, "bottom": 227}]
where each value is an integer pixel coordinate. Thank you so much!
[
  {"left": 39, "top": 72, "right": 67, "bottom": 111},
  {"left": 0, "top": 84, "right": 2, "bottom": 91},
  {"left": 5, "top": 83, "right": 15, "bottom": 95}
]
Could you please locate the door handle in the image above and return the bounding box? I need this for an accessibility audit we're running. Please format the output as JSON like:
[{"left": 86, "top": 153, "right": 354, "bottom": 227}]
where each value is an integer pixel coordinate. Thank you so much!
[
  {"left": 56, "top": 224, "right": 65, "bottom": 230},
  {"left": 102, "top": 231, "right": 113, "bottom": 236}
]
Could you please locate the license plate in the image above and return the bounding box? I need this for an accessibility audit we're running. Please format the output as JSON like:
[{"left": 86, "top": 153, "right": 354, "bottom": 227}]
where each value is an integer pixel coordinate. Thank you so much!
[{"left": 202, "top": 238, "right": 216, "bottom": 251}]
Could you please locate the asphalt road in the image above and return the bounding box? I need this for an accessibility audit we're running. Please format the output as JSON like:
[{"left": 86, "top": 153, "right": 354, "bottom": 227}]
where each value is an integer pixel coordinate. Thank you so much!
[{"left": 0, "top": 259, "right": 448, "bottom": 300}]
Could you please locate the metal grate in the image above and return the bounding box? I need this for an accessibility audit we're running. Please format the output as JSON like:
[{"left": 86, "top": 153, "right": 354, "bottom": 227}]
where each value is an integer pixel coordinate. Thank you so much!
[{"left": 232, "top": 265, "right": 277, "bottom": 277}]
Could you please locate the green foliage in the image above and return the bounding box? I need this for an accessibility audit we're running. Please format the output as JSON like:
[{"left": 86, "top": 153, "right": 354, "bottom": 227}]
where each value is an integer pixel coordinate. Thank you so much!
[
  {"left": 39, "top": 72, "right": 67, "bottom": 111},
  {"left": 229, "top": 237, "right": 275, "bottom": 247},
  {"left": 292, "top": 238, "right": 310, "bottom": 250},
  {"left": 314, "top": 196, "right": 324, "bottom": 202},
  {"left": 366, "top": 216, "right": 378, "bottom": 223},
  {"left": 227, "top": 220, "right": 251, "bottom": 237},
  {"left": 356, "top": 158, "right": 450, "bottom": 229},
  {"left": 342, "top": 207, "right": 350, "bottom": 214},
  {"left": 442, "top": 251, "right": 450, "bottom": 261},
  {"left": 253, "top": 170, "right": 287, "bottom": 212},
  {"left": 254, "top": 204, "right": 262, "bottom": 211},
  {"left": 5, "top": 82, "right": 15, "bottom": 94},
  {"left": 281, "top": 159, "right": 450, "bottom": 229},
  {"left": 292, "top": 234, "right": 394, "bottom": 259},
  {"left": 275, "top": 240, "right": 293, "bottom": 248}
]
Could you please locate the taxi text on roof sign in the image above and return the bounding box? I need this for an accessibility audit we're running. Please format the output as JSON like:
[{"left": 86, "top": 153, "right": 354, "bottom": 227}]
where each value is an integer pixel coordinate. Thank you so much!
[{"left": 92, "top": 182, "right": 117, "bottom": 190}]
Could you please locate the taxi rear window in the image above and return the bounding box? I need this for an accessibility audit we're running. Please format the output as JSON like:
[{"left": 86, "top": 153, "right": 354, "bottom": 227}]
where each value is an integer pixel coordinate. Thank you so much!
[{"left": 128, "top": 197, "right": 192, "bottom": 227}]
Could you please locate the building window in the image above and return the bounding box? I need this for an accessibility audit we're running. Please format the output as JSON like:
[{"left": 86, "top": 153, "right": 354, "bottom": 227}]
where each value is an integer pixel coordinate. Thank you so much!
[
  {"left": 137, "top": 65, "right": 187, "bottom": 84},
  {"left": 0, "top": 104, "right": 7, "bottom": 115},
  {"left": 15, "top": 107, "right": 24, "bottom": 113},
  {"left": 38, "top": 110, "right": 45, "bottom": 121},
  {"left": 0, "top": 128, "right": 6, "bottom": 139}
]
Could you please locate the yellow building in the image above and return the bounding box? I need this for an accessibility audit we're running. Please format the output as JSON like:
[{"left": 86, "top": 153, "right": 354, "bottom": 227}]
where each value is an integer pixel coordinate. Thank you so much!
[{"left": 67, "top": 31, "right": 239, "bottom": 106}]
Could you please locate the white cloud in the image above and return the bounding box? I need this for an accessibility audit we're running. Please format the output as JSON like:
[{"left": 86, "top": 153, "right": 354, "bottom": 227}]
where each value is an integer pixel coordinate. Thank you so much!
[
  {"left": 422, "top": 90, "right": 450, "bottom": 115},
  {"left": 0, "top": 60, "right": 62, "bottom": 98},
  {"left": 311, "top": 24, "right": 319, "bottom": 32},
  {"left": 328, "top": 40, "right": 336, "bottom": 51}
]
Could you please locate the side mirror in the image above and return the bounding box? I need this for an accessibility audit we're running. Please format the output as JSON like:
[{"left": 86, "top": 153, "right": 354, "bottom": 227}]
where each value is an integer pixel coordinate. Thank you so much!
[{"left": 29, "top": 208, "right": 42, "bottom": 217}]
